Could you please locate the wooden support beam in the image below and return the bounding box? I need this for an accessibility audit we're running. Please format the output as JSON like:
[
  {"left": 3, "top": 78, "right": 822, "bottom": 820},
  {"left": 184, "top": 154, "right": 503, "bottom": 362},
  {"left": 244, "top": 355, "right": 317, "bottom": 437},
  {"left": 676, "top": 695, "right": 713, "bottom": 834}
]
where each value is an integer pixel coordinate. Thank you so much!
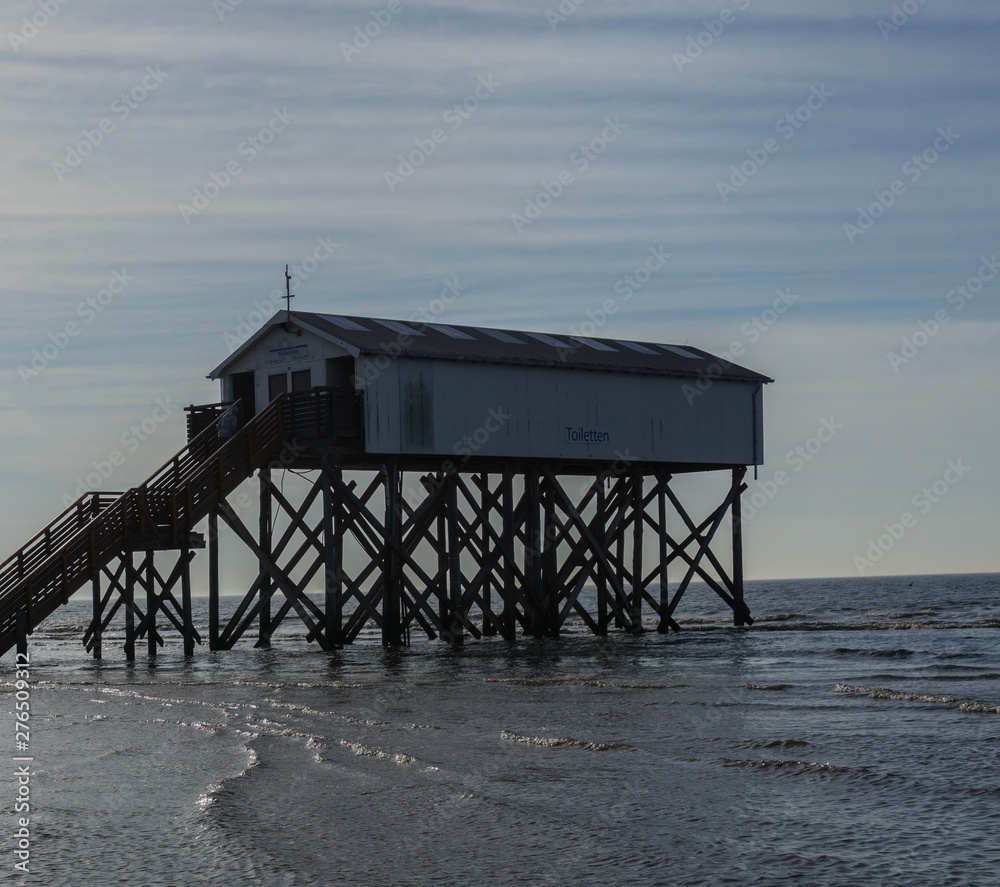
[
  {"left": 132, "top": 551, "right": 199, "bottom": 647},
  {"left": 322, "top": 459, "right": 343, "bottom": 648},
  {"left": 91, "top": 563, "right": 102, "bottom": 660},
  {"left": 654, "top": 471, "right": 680, "bottom": 633},
  {"left": 145, "top": 549, "right": 158, "bottom": 657},
  {"left": 84, "top": 562, "right": 127, "bottom": 652},
  {"left": 663, "top": 478, "right": 745, "bottom": 620},
  {"left": 542, "top": 467, "right": 635, "bottom": 633},
  {"left": 445, "top": 471, "right": 464, "bottom": 644},
  {"left": 631, "top": 469, "right": 644, "bottom": 632},
  {"left": 524, "top": 464, "right": 544, "bottom": 637},
  {"left": 124, "top": 550, "right": 136, "bottom": 661},
  {"left": 478, "top": 473, "right": 495, "bottom": 635},
  {"left": 541, "top": 472, "right": 559, "bottom": 636},
  {"left": 434, "top": 473, "right": 448, "bottom": 633},
  {"left": 257, "top": 468, "right": 272, "bottom": 648},
  {"left": 182, "top": 546, "right": 194, "bottom": 657},
  {"left": 382, "top": 462, "right": 404, "bottom": 646},
  {"left": 216, "top": 500, "right": 326, "bottom": 646},
  {"left": 731, "top": 466, "right": 750, "bottom": 626},
  {"left": 500, "top": 466, "right": 517, "bottom": 641},
  {"left": 208, "top": 510, "right": 220, "bottom": 650},
  {"left": 596, "top": 474, "right": 608, "bottom": 633},
  {"left": 197, "top": 459, "right": 755, "bottom": 652}
]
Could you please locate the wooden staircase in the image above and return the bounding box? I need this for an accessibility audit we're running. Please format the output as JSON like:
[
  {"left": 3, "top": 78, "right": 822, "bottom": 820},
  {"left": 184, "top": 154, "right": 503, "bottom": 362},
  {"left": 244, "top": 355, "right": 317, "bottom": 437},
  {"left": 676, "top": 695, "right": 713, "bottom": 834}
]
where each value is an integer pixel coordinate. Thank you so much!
[{"left": 0, "top": 396, "right": 288, "bottom": 656}]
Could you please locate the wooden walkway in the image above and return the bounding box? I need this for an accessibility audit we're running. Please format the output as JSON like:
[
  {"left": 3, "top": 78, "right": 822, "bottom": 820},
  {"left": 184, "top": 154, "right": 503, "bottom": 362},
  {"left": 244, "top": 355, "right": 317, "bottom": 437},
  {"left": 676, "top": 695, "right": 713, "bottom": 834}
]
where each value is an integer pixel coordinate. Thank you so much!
[{"left": 0, "top": 396, "right": 289, "bottom": 656}]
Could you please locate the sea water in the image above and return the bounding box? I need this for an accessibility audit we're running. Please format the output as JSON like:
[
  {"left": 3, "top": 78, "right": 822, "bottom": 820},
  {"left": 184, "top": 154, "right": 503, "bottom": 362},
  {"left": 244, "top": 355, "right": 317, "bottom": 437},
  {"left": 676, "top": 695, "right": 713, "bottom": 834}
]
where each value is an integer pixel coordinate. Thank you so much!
[{"left": 2, "top": 573, "right": 999, "bottom": 886}]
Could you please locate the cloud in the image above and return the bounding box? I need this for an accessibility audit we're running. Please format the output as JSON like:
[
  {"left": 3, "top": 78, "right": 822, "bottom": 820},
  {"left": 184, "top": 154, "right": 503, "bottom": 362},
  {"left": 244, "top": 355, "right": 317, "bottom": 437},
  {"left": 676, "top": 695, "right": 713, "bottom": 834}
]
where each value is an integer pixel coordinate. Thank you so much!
[{"left": 2, "top": 1, "right": 998, "bottom": 579}]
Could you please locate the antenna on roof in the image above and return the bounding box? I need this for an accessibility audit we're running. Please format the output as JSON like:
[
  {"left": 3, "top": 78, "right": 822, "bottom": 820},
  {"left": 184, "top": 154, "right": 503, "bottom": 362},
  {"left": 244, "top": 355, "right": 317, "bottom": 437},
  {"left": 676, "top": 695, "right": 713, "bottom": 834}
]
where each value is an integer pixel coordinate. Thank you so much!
[{"left": 283, "top": 264, "right": 298, "bottom": 335}]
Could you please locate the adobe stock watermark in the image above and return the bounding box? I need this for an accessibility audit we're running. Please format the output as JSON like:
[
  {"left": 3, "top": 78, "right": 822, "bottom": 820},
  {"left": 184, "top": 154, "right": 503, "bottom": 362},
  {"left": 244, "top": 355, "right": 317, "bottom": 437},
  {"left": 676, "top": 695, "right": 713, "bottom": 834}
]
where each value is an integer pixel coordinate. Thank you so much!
[
  {"left": 571, "top": 448, "right": 635, "bottom": 499},
  {"left": 672, "top": 0, "right": 751, "bottom": 73},
  {"left": 177, "top": 108, "right": 296, "bottom": 224},
  {"left": 340, "top": 0, "right": 409, "bottom": 62},
  {"left": 59, "top": 397, "right": 181, "bottom": 507},
  {"left": 510, "top": 117, "right": 627, "bottom": 234},
  {"left": 384, "top": 74, "right": 500, "bottom": 192},
  {"left": 52, "top": 66, "right": 169, "bottom": 182},
  {"left": 18, "top": 268, "right": 135, "bottom": 386},
  {"left": 878, "top": 0, "right": 933, "bottom": 41},
  {"left": 399, "top": 405, "right": 512, "bottom": 512},
  {"left": 565, "top": 245, "right": 672, "bottom": 342},
  {"left": 545, "top": 0, "right": 587, "bottom": 31},
  {"left": 716, "top": 85, "right": 833, "bottom": 202},
  {"left": 853, "top": 459, "right": 970, "bottom": 574},
  {"left": 223, "top": 236, "right": 339, "bottom": 350},
  {"left": 887, "top": 252, "right": 998, "bottom": 372},
  {"left": 213, "top": 0, "right": 244, "bottom": 21},
  {"left": 7, "top": 0, "right": 71, "bottom": 53},
  {"left": 683, "top": 287, "right": 798, "bottom": 403},
  {"left": 214, "top": 440, "right": 308, "bottom": 522},
  {"left": 351, "top": 278, "right": 468, "bottom": 388},
  {"left": 735, "top": 417, "right": 843, "bottom": 523},
  {"left": 13, "top": 649, "right": 33, "bottom": 874},
  {"left": 843, "top": 126, "right": 959, "bottom": 243}
]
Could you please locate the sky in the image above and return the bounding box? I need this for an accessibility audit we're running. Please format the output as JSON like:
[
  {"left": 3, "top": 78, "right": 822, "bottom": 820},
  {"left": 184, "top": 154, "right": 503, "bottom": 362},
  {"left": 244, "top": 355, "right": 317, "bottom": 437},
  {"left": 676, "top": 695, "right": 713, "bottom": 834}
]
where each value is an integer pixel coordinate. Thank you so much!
[{"left": 1, "top": 0, "right": 998, "bottom": 585}]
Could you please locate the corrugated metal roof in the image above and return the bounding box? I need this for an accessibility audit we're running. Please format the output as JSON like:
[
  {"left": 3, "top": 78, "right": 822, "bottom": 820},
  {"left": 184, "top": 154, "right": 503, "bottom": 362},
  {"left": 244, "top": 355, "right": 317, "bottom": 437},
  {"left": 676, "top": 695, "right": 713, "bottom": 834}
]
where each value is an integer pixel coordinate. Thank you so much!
[{"left": 291, "top": 313, "right": 772, "bottom": 383}]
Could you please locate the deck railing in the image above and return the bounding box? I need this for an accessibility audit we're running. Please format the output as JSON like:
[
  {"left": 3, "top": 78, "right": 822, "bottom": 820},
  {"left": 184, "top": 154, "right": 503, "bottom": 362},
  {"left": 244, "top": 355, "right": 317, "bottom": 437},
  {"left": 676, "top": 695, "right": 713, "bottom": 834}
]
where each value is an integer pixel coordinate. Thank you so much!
[{"left": 280, "top": 387, "right": 363, "bottom": 448}]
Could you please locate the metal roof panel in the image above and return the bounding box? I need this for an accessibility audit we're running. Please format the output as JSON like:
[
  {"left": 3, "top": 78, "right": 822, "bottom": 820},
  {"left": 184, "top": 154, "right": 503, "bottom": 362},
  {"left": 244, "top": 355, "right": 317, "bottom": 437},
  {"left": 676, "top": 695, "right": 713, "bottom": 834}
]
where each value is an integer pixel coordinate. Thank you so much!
[{"left": 261, "top": 312, "right": 774, "bottom": 384}]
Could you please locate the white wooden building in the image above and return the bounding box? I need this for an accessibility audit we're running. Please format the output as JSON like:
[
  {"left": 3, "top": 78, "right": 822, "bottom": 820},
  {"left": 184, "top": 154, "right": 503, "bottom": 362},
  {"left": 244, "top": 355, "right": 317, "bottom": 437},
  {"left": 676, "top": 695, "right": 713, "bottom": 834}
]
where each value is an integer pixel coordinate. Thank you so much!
[{"left": 209, "top": 312, "right": 771, "bottom": 469}]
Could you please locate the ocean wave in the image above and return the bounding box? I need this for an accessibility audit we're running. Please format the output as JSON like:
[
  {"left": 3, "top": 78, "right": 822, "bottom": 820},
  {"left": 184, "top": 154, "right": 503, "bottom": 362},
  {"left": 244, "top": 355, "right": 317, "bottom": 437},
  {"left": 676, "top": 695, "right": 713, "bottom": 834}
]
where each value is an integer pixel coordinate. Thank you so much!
[
  {"left": 338, "top": 739, "right": 415, "bottom": 765},
  {"left": 834, "top": 683, "right": 1000, "bottom": 714},
  {"left": 683, "top": 619, "right": 1000, "bottom": 632},
  {"left": 739, "top": 739, "right": 811, "bottom": 750},
  {"left": 743, "top": 683, "right": 792, "bottom": 691},
  {"left": 197, "top": 742, "right": 262, "bottom": 810},
  {"left": 958, "top": 701, "right": 1000, "bottom": 715},
  {"left": 834, "top": 684, "right": 964, "bottom": 704},
  {"left": 143, "top": 716, "right": 222, "bottom": 735},
  {"left": 261, "top": 699, "right": 331, "bottom": 717},
  {"left": 831, "top": 645, "right": 917, "bottom": 659},
  {"left": 483, "top": 676, "right": 666, "bottom": 690},
  {"left": 753, "top": 613, "right": 802, "bottom": 622},
  {"left": 719, "top": 757, "right": 880, "bottom": 781},
  {"left": 500, "top": 730, "right": 630, "bottom": 751}
]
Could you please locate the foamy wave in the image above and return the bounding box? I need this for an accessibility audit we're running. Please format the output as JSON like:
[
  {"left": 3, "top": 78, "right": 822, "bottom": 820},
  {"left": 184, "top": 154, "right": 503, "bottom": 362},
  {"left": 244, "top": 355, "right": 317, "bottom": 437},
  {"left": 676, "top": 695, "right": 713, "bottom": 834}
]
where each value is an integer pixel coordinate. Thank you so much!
[
  {"left": 834, "top": 684, "right": 963, "bottom": 704},
  {"left": 142, "top": 716, "right": 222, "bottom": 735},
  {"left": 263, "top": 699, "right": 330, "bottom": 717},
  {"left": 483, "top": 676, "right": 665, "bottom": 690},
  {"left": 197, "top": 743, "right": 262, "bottom": 809},
  {"left": 735, "top": 619, "right": 1000, "bottom": 632},
  {"left": 721, "top": 757, "right": 860, "bottom": 778},
  {"left": 500, "top": 730, "right": 630, "bottom": 751},
  {"left": 958, "top": 701, "right": 1000, "bottom": 714},
  {"left": 339, "top": 739, "right": 414, "bottom": 765},
  {"left": 744, "top": 683, "right": 792, "bottom": 691}
]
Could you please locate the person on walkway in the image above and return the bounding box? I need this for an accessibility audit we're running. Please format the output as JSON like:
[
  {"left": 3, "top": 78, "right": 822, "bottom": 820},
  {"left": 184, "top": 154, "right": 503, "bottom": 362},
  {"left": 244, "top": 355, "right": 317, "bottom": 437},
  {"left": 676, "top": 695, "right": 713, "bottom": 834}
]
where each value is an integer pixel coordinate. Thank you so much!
[{"left": 218, "top": 401, "right": 240, "bottom": 443}]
